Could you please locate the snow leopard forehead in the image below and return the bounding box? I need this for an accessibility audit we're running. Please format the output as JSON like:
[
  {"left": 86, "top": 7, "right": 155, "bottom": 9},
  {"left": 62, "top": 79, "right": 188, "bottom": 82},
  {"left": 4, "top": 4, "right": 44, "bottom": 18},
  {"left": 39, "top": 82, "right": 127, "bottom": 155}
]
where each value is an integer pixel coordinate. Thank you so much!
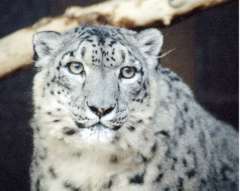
[{"left": 59, "top": 25, "right": 138, "bottom": 68}]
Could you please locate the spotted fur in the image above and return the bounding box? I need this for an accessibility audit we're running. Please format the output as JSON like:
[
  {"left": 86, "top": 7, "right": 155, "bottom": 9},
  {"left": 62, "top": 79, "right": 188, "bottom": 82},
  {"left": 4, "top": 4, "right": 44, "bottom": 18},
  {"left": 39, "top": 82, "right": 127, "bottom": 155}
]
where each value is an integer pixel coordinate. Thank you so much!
[{"left": 30, "top": 25, "right": 238, "bottom": 191}]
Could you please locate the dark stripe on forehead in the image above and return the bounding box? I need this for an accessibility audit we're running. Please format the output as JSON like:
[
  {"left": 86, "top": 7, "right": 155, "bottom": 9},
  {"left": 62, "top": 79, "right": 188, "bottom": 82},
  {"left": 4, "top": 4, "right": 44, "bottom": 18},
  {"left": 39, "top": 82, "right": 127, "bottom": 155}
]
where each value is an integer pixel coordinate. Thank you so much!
[
  {"left": 81, "top": 46, "right": 86, "bottom": 58},
  {"left": 121, "top": 50, "right": 126, "bottom": 64}
]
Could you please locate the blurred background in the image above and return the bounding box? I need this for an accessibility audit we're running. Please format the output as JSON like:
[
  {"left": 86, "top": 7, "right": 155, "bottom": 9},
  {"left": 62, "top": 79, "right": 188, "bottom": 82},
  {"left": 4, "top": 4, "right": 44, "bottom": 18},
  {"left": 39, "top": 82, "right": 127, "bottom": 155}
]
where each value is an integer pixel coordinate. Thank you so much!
[{"left": 0, "top": 1, "right": 238, "bottom": 191}]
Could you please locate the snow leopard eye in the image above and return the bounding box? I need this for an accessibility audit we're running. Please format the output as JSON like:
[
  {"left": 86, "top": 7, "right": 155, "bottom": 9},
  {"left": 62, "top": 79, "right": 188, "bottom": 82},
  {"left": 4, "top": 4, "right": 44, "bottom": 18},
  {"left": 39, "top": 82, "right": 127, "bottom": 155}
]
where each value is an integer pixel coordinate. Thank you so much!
[
  {"left": 119, "top": 66, "right": 137, "bottom": 79},
  {"left": 66, "top": 61, "right": 84, "bottom": 75}
]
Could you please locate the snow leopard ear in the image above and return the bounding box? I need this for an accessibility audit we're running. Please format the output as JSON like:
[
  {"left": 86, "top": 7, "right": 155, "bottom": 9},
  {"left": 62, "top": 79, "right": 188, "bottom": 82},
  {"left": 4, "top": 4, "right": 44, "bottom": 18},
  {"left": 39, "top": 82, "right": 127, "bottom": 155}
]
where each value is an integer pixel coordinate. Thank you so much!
[
  {"left": 136, "top": 29, "right": 163, "bottom": 56},
  {"left": 33, "top": 31, "right": 61, "bottom": 60}
]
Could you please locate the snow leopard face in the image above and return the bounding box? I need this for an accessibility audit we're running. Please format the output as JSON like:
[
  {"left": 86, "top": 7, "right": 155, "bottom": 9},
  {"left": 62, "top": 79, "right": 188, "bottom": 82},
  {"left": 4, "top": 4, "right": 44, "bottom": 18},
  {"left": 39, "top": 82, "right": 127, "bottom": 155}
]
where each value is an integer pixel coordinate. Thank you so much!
[{"left": 33, "top": 25, "right": 163, "bottom": 151}]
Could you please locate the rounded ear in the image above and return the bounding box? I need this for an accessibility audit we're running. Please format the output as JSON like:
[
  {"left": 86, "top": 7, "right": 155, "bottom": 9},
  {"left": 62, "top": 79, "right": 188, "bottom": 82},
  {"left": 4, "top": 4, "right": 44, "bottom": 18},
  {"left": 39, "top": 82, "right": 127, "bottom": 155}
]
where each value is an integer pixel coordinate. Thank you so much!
[
  {"left": 33, "top": 31, "right": 61, "bottom": 59},
  {"left": 136, "top": 28, "right": 163, "bottom": 56}
]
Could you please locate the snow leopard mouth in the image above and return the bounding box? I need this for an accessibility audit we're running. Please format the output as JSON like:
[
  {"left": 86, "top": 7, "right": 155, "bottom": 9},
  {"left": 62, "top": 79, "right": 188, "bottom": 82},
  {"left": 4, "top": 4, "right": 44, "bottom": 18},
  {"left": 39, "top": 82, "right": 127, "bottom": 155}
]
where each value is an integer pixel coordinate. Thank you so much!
[{"left": 75, "top": 122, "right": 121, "bottom": 131}]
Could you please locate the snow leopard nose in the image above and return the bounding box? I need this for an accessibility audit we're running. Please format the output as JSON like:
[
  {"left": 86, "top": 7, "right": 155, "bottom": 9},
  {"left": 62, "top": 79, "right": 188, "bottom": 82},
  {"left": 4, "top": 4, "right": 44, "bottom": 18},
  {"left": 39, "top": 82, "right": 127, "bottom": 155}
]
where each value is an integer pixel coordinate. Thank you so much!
[{"left": 87, "top": 103, "right": 115, "bottom": 118}]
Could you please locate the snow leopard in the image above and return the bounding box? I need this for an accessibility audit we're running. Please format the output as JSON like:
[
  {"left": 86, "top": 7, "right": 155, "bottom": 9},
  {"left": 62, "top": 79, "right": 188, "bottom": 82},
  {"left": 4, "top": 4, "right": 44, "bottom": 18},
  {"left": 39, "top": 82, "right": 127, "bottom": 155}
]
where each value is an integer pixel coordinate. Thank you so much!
[{"left": 30, "top": 25, "right": 238, "bottom": 191}]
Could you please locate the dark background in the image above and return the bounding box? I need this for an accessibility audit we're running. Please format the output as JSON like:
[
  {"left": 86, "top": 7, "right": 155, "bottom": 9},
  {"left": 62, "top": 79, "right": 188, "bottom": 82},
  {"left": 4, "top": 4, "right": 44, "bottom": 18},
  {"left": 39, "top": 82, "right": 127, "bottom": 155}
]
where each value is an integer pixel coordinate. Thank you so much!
[{"left": 0, "top": 1, "right": 238, "bottom": 191}]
